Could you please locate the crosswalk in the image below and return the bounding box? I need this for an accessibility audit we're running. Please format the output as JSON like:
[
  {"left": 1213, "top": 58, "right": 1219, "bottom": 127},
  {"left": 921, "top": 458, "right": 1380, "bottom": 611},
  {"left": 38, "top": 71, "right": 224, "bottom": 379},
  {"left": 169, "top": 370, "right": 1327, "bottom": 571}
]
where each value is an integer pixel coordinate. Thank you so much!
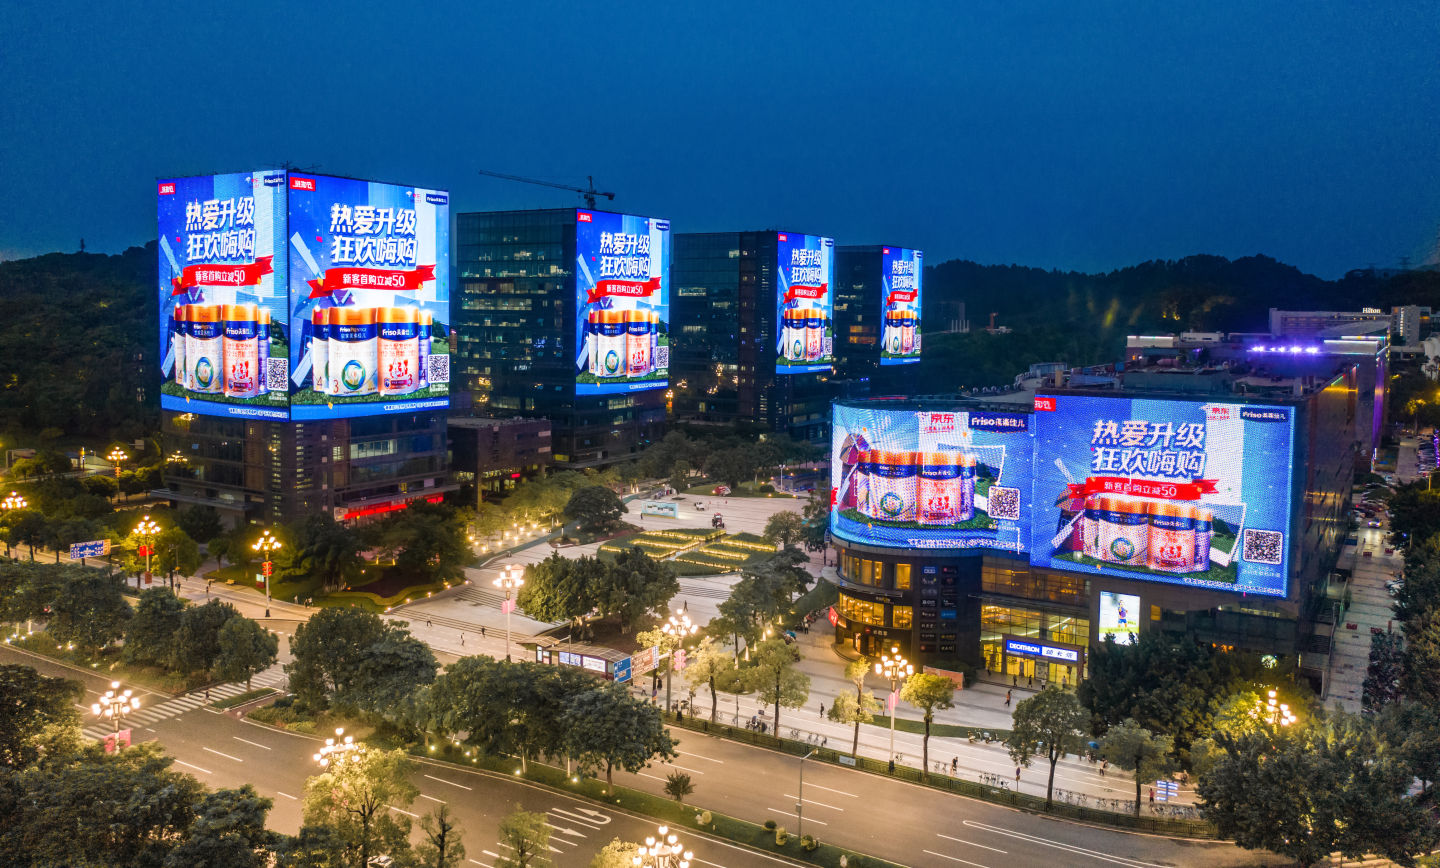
[{"left": 81, "top": 664, "right": 289, "bottom": 742}]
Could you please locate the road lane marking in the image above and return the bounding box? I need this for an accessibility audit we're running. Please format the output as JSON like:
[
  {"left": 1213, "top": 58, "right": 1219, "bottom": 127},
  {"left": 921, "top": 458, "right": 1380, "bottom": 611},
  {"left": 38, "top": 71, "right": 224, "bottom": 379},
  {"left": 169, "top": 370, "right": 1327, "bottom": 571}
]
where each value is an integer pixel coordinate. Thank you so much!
[
  {"left": 548, "top": 808, "right": 608, "bottom": 829},
  {"left": 924, "top": 849, "right": 990, "bottom": 867},
  {"left": 174, "top": 760, "right": 212, "bottom": 774},
  {"left": 203, "top": 747, "right": 243, "bottom": 763},
  {"left": 768, "top": 808, "right": 827, "bottom": 826},
  {"left": 543, "top": 821, "right": 586, "bottom": 838},
  {"left": 144, "top": 727, "right": 156, "bottom": 732},
  {"left": 424, "top": 773, "right": 473, "bottom": 790},
  {"left": 420, "top": 794, "right": 445, "bottom": 803},
  {"left": 388, "top": 805, "right": 419, "bottom": 818},
  {"left": 275, "top": 791, "right": 298, "bottom": 800},
  {"left": 803, "top": 782, "right": 859, "bottom": 797},
  {"left": 662, "top": 761, "right": 706, "bottom": 775},
  {"left": 679, "top": 751, "right": 724, "bottom": 764},
  {"left": 961, "top": 821, "right": 1167, "bottom": 868},
  {"left": 233, "top": 736, "right": 271, "bottom": 750},
  {"left": 469, "top": 860, "right": 493, "bottom": 868},
  {"left": 937, "top": 833, "right": 1007, "bottom": 854},
  {"left": 637, "top": 771, "right": 668, "bottom": 783},
  {"left": 784, "top": 793, "right": 845, "bottom": 812},
  {"left": 482, "top": 851, "right": 501, "bottom": 859}
]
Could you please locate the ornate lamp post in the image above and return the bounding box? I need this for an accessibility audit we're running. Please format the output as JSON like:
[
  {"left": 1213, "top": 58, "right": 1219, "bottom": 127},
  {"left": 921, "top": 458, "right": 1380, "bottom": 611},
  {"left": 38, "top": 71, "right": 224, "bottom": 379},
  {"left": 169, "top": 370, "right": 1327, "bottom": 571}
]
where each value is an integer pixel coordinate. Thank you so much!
[
  {"left": 313, "top": 727, "right": 364, "bottom": 767},
  {"left": 494, "top": 564, "right": 524, "bottom": 662},
  {"left": 132, "top": 514, "right": 160, "bottom": 589},
  {"left": 1258, "top": 689, "right": 1297, "bottom": 728},
  {"left": 875, "top": 645, "right": 913, "bottom": 771},
  {"left": 632, "top": 824, "right": 692, "bottom": 868},
  {"left": 252, "top": 529, "right": 281, "bottom": 607},
  {"left": 91, "top": 680, "right": 139, "bottom": 743},
  {"left": 106, "top": 447, "right": 128, "bottom": 480},
  {"left": 2, "top": 491, "right": 26, "bottom": 558},
  {"left": 661, "top": 610, "right": 698, "bottom": 714}
]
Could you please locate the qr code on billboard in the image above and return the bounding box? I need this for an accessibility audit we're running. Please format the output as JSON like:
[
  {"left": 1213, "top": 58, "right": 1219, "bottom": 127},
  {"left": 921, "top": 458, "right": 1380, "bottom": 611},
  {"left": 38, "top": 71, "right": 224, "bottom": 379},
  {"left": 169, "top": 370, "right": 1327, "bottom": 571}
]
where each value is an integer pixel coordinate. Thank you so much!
[
  {"left": 823, "top": 336, "right": 834, "bottom": 358},
  {"left": 1242, "top": 529, "right": 1283, "bottom": 565},
  {"left": 265, "top": 359, "right": 289, "bottom": 393},
  {"left": 427, "top": 353, "right": 450, "bottom": 385},
  {"left": 655, "top": 345, "right": 669, "bottom": 371},
  {"left": 988, "top": 486, "right": 1020, "bottom": 520}
]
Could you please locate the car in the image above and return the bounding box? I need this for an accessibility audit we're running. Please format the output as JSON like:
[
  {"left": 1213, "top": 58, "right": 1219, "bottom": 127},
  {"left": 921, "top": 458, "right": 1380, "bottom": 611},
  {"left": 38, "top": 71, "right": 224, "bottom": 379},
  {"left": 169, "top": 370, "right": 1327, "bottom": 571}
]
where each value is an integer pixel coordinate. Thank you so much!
[{"left": 1368, "top": 520, "right": 1382, "bottom": 528}]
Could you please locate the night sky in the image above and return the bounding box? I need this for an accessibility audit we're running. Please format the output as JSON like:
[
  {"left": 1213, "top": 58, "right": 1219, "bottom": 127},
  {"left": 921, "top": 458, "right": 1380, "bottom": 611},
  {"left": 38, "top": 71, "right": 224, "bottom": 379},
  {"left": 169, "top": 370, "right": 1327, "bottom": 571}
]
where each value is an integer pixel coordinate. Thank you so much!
[{"left": 2, "top": 1, "right": 1437, "bottom": 277}]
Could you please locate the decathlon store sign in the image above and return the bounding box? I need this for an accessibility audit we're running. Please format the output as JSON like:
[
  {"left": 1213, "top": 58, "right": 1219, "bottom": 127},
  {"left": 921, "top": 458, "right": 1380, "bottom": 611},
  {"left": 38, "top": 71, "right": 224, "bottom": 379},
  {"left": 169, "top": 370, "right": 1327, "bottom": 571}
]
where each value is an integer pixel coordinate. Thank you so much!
[{"left": 1003, "top": 637, "right": 1081, "bottom": 663}]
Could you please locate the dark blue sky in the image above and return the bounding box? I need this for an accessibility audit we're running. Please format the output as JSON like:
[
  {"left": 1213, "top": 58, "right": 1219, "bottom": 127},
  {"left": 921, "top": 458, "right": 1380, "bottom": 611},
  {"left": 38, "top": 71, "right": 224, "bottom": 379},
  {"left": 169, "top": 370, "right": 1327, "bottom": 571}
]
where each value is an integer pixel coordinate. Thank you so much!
[{"left": 2, "top": 2, "right": 1437, "bottom": 277}]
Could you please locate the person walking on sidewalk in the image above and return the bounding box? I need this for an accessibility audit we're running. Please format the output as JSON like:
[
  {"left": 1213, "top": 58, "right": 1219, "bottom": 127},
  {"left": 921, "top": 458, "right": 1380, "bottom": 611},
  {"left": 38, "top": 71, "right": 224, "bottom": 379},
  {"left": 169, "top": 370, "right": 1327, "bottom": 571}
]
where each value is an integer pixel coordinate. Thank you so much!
[
  {"left": 1005, "top": 689, "right": 1012, "bottom": 707},
  {"left": 819, "top": 702, "right": 825, "bottom": 717}
]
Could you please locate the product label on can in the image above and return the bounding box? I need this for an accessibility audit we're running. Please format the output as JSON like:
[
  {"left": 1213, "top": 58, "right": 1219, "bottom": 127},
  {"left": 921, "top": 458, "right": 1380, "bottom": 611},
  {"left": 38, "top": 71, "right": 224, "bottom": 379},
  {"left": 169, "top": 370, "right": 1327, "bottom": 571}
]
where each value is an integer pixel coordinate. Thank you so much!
[
  {"left": 379, "top": 321, "right": 420, "bottom": 396},
  {"left": 330, "top": 322, "right": 377, "bottom": 396},
  {"left": 869, "top": 458, "right": 917, "bottom": 522},
  {"left": 311, "top": 320, "right": 329, "bottom": 393},
  {"left": 187, "top": 321, "right": 223, "bottom": 394},
  {"left": 1147, "top": 513, "right": 1196, "bottom": 571},
  {"left": 805, "top": 315, "right": 824, "bottom": 361},
  {"left": 1095, "top": 509, "right": 1149, "bottom": 565},
  {"left": 627, "top": 318, "right": 650, "bottom": 377},
  {"left": 597, "top": 320, "right": 626, "bottom": 378},
  {"left": 223, "top": 320, "right": 260, "bottom": 398}
]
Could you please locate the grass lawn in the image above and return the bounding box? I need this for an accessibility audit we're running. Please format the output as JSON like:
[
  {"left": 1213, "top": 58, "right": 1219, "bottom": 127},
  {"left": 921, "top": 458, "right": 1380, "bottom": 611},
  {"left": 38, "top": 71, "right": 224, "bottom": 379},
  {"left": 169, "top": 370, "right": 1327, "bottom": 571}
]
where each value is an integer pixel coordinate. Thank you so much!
[{"left": 862, "top": 713, "right": 1008, "bottom": 740}]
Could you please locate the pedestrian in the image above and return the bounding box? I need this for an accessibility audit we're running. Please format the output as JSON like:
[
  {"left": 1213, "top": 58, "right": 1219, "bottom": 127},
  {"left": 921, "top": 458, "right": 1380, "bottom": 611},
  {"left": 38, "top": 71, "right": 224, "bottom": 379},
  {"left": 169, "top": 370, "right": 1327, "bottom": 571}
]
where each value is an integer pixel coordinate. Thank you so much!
[
  {"left": 1062, "top": 675, "right": 1068, "bottom": 689},
  {"left": 481, "top": 626, "right": 486, "bottom": 638},
  {"left": 1004, "top": 689, "right": 1011, "bottom": 707},
  {"left": 683, "top": 599, "right": 688, "bottom": 612},
  {"left": 1012, "top": 674, "right": 1018, "bottom": 687},
  {"left": 427, "top": 619, "right": 432, "bottom": 628},
  {"left": 819, "top": 702, "right": 825, "bottom": 717},
  {"left": 1015, "top": 766, "right": 1021, "bottom": 784},
  {"left": 1100, "top": 759, "right": 1108, "bottom": 777},
  {"left": 951, "top": 757, "right": 958, "bottom": 774},
  {"left": 205, "top": 688, "right": 210, "bottom": 701},
  {"left": 1149, "top": 787, "right": 1155, "bottom": 807},
  {"left": 265, "top": 608, "right": 270, "bottom": 618},
  {"left": 1027, "top": 674, "right": 1033, "bottom": 687},
  {"left": 460, "top": 632, "right": 465, "bottom": 646}
]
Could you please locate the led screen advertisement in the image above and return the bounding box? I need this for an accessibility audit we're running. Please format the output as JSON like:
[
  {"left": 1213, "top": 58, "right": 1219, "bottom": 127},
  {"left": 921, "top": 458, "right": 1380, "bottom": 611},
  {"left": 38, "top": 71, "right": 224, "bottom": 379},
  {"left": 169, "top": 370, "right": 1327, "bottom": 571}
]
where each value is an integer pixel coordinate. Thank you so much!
[
  {"left": 879, "top": 247, "right": 921, "bottom": 366},
  {"left": 831, "top": 403, "right": 1032, "bottom": 553},
  {"left": 1030, "top": 394, "right": 1294, "bottom": 597},
  {"left": 776, "top": 233, "right": 835, "bottom": 375},
  {"left": 158, "top": 172, "right": 291, "bottom": 420},
  {"left": 286, "top": 174, "right": 450, "bottom": 420},
  {"left": 1098, "top": 591, "right": 1140, "bottom": 645},
  {"left": 574, "top": 210, "right": 671, "bottom": 395}
]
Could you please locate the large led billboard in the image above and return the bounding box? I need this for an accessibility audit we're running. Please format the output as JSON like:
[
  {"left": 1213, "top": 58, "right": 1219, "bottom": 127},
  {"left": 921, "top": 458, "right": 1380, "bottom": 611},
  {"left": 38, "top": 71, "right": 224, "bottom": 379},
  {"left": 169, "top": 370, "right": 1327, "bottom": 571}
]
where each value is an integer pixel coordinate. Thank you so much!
[
  {"left": 286, "top": 174, "right": 450, "bottom": 420},
  {"left": 575, "top": 210, "right": 671, "bottom": 395},
  {"left": 160, "top": 171, "right": 449, "bottom": 421},
  {"left": 158, "top": 172, "right": 291, "bottom": 420},
  {"left": 776, "top": 233, "right": 835, "bottom": 375},
  {"left": 831, "top": 402, "right": 1032, "bottom": 553},
  {"left": 1029, "top": 394, "right": 1294, "bottom": 597},
  {"left": 879, "top": 247, "right": 921, "bottom": 366},
  {"left": 1098, "top": 591, "right": 1140, "bottom": 645}
]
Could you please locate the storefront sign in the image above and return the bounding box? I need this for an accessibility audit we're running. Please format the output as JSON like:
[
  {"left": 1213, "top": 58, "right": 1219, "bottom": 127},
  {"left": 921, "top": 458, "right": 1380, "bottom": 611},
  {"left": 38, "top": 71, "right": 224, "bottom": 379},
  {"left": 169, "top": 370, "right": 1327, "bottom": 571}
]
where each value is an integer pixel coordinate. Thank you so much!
[{"left": 1003, "top": 637, "right": 1080, "bottom": 663}]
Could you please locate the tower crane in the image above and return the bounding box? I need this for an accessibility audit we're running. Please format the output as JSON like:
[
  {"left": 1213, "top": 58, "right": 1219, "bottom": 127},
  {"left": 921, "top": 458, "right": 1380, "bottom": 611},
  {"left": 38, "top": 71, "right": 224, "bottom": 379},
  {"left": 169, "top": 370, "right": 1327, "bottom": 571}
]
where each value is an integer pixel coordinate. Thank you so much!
[{"left": 475, "top": 169, "right": 615, "bottom": 209}]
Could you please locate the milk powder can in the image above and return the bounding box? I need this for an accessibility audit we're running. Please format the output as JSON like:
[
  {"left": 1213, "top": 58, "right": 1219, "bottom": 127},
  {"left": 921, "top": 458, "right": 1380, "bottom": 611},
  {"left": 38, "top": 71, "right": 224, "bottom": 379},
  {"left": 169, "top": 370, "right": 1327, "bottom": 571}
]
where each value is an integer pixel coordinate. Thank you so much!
[
  {"left": 257, "top": 309, "right": 271, "bottom": 395},
  {"left": 884, "top": 310, "right": 901, "bottom": 354},
  {"left": 870, "top": 450, "right": 918, "bottom": 522},
  {"left": 805, "top": 309, "right": 825, "bottom": 361},
  {"left": 626, "top": 308, "right": 651, "bottom": 378},
  {"left": 585, "top": 308, "right": 599, "bottom": 375},
  {"left": 900, "top": 311, "right": 916, "bottom": 355},
  {"left": 378, "top": 307, "right": 420, "bottom": 396},
  {"left": 1147, "top": 501, "right": 1196, "bottom": 572},
  {"left": 783, "top": 310, "right": 806, "bottom": 362},
  {"left": 173, "top": 304, "right": 188, "bottom": 388},
  {"left": 418, "top": 311, "right": 432, "bottom": 390},
  {"left": 1192, "top": 507, "right": 1213, "bottom": 572},
  {"left": 186, "top": 305, "right": 224, "bottom": 395},
  {"left": 595, "top": 310, "right": 626, "bottom": 379},
  {"left": 311, "top": 307, "right": 330, "bottom": 394},
  {"left": 222, "top": 304, "right": 261, "bottom": 399},
  {"left": 329, "top": 307, "right": 378, "bottom": 397},
  {"left": 1094, "top": 495, "right": 1150, "bottom": 566},
  {"left": 648, "top": 310, "right": 659, "bottom": 371},
  {"left": 918, "top": 452, "right": 962, "bottom": 525}
]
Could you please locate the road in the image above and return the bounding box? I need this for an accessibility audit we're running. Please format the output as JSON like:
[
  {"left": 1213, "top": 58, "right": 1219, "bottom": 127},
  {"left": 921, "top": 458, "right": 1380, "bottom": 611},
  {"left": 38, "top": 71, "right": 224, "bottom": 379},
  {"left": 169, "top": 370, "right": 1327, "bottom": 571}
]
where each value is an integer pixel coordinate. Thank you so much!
[{"left": 1, "top": 645, "right": 785, "bottom": 868}]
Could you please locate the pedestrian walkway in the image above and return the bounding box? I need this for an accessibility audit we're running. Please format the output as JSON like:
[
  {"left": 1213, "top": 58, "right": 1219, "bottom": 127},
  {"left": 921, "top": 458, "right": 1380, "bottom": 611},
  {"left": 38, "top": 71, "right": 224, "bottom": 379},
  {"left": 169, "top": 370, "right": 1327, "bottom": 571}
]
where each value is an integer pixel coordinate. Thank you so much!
[{"left": 80, "top": 663, "right": 288, "bottom": 742}]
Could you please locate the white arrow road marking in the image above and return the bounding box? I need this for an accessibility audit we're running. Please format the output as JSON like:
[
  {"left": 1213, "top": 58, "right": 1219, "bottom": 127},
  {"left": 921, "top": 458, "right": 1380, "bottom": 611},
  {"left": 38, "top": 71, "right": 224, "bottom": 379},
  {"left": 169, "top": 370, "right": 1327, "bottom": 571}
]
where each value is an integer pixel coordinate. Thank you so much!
[
  {"left": 542, "top": 821, "right": 585, "bottom": 838},
  {"left": 550, "top": 807, "right": 610, "bottom": 827}
]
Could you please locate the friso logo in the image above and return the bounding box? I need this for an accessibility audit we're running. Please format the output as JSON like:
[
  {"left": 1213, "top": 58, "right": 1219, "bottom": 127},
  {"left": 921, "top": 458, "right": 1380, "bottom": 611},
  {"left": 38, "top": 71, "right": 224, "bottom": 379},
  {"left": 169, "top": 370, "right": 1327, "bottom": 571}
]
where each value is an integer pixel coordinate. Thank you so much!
[
  {"left": 655, "top": 220, "right": 670, "bottom": 231},
  {"left": 1033, "top": 396, "right": 1057, "bottom": 412},
  {"left": 970, "top": 413, "right": 1028, "bottom": 431},
  {"left": 157, "top": 182, "right": 176, "bottom": 195},
  {"left": 290, "top": 176, "right": 316, "bottom": 191},
  {"left": 262, "top": 174, "right": 286, "bottom": 187},
  {"left": 425, "top": 193, "right": 448, "bottom": 205},
  {"left": 577, "top": 211, "right": 593, "bottom": 223}
]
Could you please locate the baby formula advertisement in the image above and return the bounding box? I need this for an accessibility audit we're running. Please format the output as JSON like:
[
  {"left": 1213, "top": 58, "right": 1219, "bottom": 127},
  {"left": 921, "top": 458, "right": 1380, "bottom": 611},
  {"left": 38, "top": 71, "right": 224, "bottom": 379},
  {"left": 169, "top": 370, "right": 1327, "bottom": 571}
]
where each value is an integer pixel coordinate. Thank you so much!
[
  {"left": 879, "top": 247, "right": 922, "bottom": 366},
  {"left": 574, "top": 209, "right": 671, "bottom": 395},
  {"left": 157, "top": 172, "right": 291, "bottom": 420},
  {"left": 830, "top": 402, "right": 1032, "bottom": 553},
  {"left": 776, "top": 233, "right": 835, "bottom": 375},
  {"left": 1029, "top": 394, "right": 1293, "bottom": 597},
  {"left": 286, "top": 173, "right": 450, "bottom": 420}
]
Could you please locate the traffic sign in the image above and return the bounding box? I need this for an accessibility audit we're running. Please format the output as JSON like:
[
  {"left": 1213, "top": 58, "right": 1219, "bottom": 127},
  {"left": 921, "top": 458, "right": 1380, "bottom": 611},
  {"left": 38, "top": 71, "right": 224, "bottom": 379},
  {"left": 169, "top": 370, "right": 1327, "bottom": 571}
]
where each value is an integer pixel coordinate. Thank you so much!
[
  {"left": 630, "top": 645, "right": 659, "bottom": 676},
  {"left": 613, "top": 657, "right": 632, "bottom": 683},
  {"left": 69, "top": 539, "right": 111, "bottom": 559}
]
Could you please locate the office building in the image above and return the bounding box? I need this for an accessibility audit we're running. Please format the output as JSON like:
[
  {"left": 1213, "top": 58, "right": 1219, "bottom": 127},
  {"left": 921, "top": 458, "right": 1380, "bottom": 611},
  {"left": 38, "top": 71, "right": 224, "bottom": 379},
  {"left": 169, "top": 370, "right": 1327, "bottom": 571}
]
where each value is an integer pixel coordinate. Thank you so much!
[
  {"left": 1268, "top": 308, "right": 1392, "bottom": 338},
  {"left": 448, "top": 415, "right": 553, "bottom": 504},
  {"left": 834, "top": 245, "right": 924, "bottom": 379},
  {"left": 453, "top": 208, "right": 669, "bottom": 467}
]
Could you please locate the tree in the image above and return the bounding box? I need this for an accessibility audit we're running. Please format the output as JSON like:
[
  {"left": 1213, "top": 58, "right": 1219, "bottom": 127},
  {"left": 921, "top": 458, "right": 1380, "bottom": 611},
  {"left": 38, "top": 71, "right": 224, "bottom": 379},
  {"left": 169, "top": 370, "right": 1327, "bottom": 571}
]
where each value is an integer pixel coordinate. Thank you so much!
[
  {"left": 761, "top": 511, "right": 804, "bottom": 549},
  {"left": 684, "top": 636, "right": 736, "bottom": 721},
  {"left": 170, "top": 599, "right": 239, "bottom": 674},
  {"left": 741, "top": 638, "right": 810, "bottom": 732},
  {"left": 371, "top": 501, "right": 472, "bottom": 585},
  {"left": 302, "top": 748, "right": 418, "bottom": 868},
  {"left": 1362, "top": 628, "right": 1405, "bottom": 712},
  {"left": 290, "top": 514, "right": 364, "bottom": 593},
  {"left": 1402, "top": 608, "right": 1440, "bottom": 709},
  {"left": 155, "top": 525, "right": 203, "bottom": 583},
  {"left": 0, "top": 663, "right": 81, "bottom": 770},
  {"left": 176, "top": 506, "right": 224, "bottom": 545},
  {"left": 901, "top": 672, "right": 956, "bottom": 780},
  {"left": 496, "top": 807, "right": 550, "bottom": 868},
  {"left": 47, "top": 568, "right": 131, "bottom": 654},
  {"left": 349, "top": 627, "right": 437, "bottom": 714},
  {"left": 589, "top": 838, "right": 642, "bottom": 868},
  {"left": 517, "top": 553, "right": 603, "bottom": 626},
  {"left": 124, "top": 587, "right": 187, "bottom": 666},
  {"left": 3, "top": 507, "right": 47, "bottom": 559},
  {"left": 1098, "top": 718, "right": 1176, "bottom": 816},
  {"left": 563, "top": 485, "right": 628, "bottom": 534},
  {"left": 664, "top": 771, "right": 695, "bottom": 807},
  {"left": 286, "top": 607, "right": 389, "bottom": 709},
  {"left": 561, "top": 683, "right": 676, "bottom": 791},
  {"left": 215, "top": 616, "right": 280, "bottom": 689},
  {"left": 163, "top": 785, "right": 278, "bottom": 868},
  {"left": 1378, "top": 701, "right": 1440, "bottom": 796},
  {"left": 668, "top": 459, "right": 692, "bottom": 494},
  {"left": 703, "top": 447, "right": 755, "bottom": 491},
  {"left": 597, "top": 547, "right": 679, "bottom": 632},
  {"left": 415, "top": 804, "right": 466, "bottom": 868},
  {"left": 1199, "top": 711, "right": 1436, "bottom": 866},
  {"left": 800, "top": 488, "right": 830, "bottom": 552},
  {"left": 1006, "top": 685, "right": 1088, "bottom": 807},
  {"left": 81, "top": 473, "right": 118, "bottom": 500}
]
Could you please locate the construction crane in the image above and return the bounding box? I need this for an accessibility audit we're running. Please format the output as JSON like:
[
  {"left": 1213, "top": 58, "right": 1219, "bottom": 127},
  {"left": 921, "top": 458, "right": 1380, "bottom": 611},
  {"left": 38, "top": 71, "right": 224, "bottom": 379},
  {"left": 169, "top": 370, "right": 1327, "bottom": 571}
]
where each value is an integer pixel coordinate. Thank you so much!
[{"left": 476, "top": 169, "right": 615, "bottom": 209}]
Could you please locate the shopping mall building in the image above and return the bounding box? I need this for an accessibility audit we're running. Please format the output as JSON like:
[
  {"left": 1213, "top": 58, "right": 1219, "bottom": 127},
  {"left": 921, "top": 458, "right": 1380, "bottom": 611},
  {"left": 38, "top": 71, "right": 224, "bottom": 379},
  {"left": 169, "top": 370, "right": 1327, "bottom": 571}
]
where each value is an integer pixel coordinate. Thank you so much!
[{"left": 823, "top": 348, "right": 1369, "bottom": 692}]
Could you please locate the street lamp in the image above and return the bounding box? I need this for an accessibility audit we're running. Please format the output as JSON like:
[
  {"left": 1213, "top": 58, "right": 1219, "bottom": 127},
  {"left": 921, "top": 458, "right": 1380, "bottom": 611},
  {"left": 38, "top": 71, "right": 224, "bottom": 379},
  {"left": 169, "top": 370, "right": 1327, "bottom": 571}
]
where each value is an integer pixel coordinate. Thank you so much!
[
  {"left": 632, "top": 824, "right": 692, "bottom": 868},
  {"left": 132, "top": 514, "right": 160, "bottom": 590},
  {"left": 875, "top": 645, "right": 913, "bottom": 771},
  {"left": 314, "top": 727, "right": 364, "bottom": 767},
  {"left": 252, "top": 529, "right": 281, "bottom": 607},
  {"left": 1, "top": 491, "right": 26, "bottom": 558},
  {"left": 1258, "top": 689, "right": 1297, "bottom": 728},
  {"left": 661, "top": 610, "right": 698, "bottom": 714},
  {"left": 106, "top": 447, "right": 128, "bottom": 480},
  {"left": 494, "top": 564, "right": 524, "bottom": 662},
  {"left": 91, "top": 680, "right": 139, "bottom": 741}
]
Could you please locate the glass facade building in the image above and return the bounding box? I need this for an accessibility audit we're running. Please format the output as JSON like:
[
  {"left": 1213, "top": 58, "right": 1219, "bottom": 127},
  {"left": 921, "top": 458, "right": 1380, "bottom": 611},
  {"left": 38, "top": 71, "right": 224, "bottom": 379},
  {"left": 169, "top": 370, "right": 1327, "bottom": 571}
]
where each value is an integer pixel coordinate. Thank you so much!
[
  {"left": 454, "top": 209, "right": 665, "bottom": 467},
  {"left": 833, "top": 246, "right": 882, "bottom": 378}
]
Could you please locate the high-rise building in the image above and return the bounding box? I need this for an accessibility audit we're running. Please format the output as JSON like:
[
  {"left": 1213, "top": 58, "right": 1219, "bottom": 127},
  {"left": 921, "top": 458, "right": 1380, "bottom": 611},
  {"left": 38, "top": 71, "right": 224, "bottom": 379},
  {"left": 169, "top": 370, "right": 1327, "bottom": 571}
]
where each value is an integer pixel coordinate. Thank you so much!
[
  {"left": 834, "top": 245, "right": 923, "bottom": 379},
  {"left": 453, "top": 208, "right": 669, "bottom": 467},
  {"left": 672, "top": 231, "right": 834, "bottom": 442}
]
